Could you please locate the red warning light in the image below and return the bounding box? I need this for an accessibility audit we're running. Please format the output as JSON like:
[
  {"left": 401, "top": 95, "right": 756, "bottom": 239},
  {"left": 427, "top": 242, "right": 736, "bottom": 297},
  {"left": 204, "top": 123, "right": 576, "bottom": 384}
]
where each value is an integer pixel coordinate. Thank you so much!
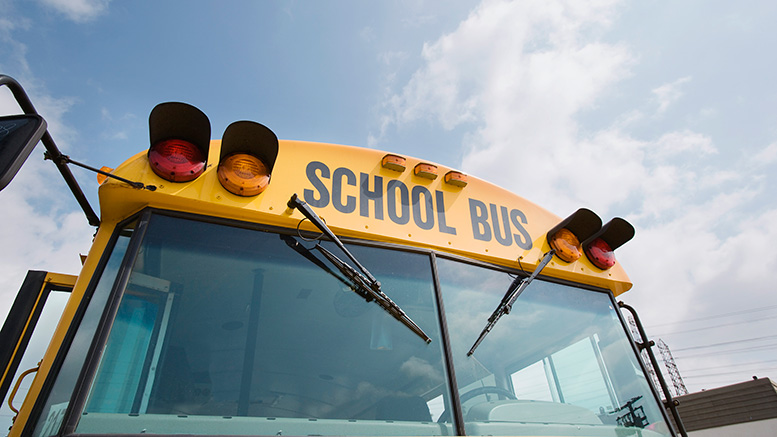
[{"left": 148, "top": 139, "right": 206, "bottom": 182}]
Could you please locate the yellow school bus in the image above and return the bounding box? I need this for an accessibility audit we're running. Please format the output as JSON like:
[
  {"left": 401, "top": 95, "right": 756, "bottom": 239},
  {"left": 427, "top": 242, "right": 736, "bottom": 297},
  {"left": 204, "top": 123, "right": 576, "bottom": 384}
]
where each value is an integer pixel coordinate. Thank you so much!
[{"left": 1, "top": 77, "right": 683, "bottom": 436}]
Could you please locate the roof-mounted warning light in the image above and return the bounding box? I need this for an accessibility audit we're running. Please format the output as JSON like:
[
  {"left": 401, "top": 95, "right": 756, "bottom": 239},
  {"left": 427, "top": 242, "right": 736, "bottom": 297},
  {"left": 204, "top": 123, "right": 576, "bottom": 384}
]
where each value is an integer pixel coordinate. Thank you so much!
[
  {"left": 148, "top": 102, "right": 211, "bottom": 182},
  {"left": 546, "top": 208, "right": 602, "bottom": 263},
  {"left": 217, "top": 121, "right": 278, "bottom": 197},
  {"left": 583, "top": 218, "right": 635, "bottom": 270}
]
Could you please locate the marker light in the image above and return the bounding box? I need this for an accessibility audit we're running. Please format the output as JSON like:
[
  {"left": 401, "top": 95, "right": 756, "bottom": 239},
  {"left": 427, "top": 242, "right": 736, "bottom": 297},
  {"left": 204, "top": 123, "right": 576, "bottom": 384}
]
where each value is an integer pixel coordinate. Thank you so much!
[
  {"left": 414, "top": 163, "right": 438, "bottom": 180},
  {"left": 149, "top": 139, "right": 206, "bottom": 182},
  {"left": 217, "top": 153, "right": 270, "bottom": 196},
  {"left": 382, "top": 154, "right": 406, "bottom": 172},
  {"left": 148, "top": 102, "right": 211, "bottom": 183},
  {"left": 444, "top": 170, "right": 468, "bottom": 187},
  {"left": 584, "top": 238, "right": 615, "bottom": 269},
  {"left": 550, "top": 228, "right": 582, "bottom": 263},
  {"left": 97, "top": 166, "right": 113, "bottom": 185}
]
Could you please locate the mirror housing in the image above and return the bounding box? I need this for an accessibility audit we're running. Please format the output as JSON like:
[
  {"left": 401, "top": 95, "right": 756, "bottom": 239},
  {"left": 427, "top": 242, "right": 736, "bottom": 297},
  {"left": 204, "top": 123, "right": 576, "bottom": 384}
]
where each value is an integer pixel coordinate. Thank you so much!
[{"left": 0, "top": 114, "right": 47, "bottom": 191}]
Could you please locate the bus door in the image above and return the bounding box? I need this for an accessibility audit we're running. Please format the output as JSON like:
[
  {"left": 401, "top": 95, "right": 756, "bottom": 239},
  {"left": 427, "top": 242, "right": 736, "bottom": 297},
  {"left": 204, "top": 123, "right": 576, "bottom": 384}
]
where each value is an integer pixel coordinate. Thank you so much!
[{"left": 1, "top": 271, "right": 76, "bottom": 429}]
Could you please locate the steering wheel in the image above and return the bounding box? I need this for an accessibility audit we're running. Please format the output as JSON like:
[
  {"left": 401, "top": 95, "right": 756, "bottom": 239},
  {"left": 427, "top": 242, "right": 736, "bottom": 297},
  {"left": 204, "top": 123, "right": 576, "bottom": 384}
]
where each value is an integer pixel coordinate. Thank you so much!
[{"left": 437, "top": 386, "right": 517, "bottom": 423}]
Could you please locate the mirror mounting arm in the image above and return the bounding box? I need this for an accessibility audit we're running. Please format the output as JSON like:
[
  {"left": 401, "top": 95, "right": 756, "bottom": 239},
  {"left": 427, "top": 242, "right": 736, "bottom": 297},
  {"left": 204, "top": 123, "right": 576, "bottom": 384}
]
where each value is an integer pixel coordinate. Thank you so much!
[{"left": 0, "top": 75, "right": 100, "bottom": 227}]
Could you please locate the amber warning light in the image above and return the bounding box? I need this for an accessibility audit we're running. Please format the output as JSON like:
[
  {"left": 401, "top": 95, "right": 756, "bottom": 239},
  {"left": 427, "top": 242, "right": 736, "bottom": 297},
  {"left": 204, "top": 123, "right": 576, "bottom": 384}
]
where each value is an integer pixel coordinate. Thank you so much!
[
  {"left": 217, "top": 121, "right": 278, "bottom": 197},
  {"left": 218, "top": 153, "right": 270, "bottom": 196},
  {"left": 545, "top": 209, "right": 634, "bottom": 270},
  {"left": 546, "top": 208, "right": 601, "bottom": 263}
]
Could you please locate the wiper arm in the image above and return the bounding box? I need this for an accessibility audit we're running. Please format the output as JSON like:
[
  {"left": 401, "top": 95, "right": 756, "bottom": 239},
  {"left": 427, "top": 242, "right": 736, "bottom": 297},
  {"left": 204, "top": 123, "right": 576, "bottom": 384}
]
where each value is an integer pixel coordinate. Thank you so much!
[
  {"left": 314, "top": 244, "right": 431, "bottom": 343},
  {"left": 288, "top": 194, "right": 432, "bottom": 344},
  {"left": 467, "top": 250, "right": 555, "bottom": 356},
  {"left": 280, "top": 234, "right": 354, "bottom": 290}
]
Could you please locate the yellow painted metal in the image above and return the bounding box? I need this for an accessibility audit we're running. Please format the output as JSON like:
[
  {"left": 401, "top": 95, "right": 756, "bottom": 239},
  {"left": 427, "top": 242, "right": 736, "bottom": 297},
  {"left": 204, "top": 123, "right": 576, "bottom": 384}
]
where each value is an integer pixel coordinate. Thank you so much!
[
  {"left": 0, "top": 272, "right": 77, "bottom": 409},
  {"left": 43, "top": 272, "right": 77, "bottom": 290},
  {"left": 9, "top": 225, "right": 116, "bottom": 437},
  {"left": 8, "top": 137, "right": 633, "bottom": 435},
  {"left": 98, "top": 139, "right": 632, "bottom": 295}
]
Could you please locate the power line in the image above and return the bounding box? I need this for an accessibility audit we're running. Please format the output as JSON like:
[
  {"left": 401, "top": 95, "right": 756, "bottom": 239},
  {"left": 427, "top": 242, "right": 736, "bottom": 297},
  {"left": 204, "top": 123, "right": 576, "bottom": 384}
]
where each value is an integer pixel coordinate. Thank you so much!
[
  {"left": 675, "top": 359, "right": 777, "bottom": 373},
  {"left": 683, "top": 367, "right": 777, "bottom": 378},
  {"left": 646, "top": 304, "right": 777, "bottom": 329},
  {"left": 683, "top": 368, "right": 777, "bottom": 379},
  {"left": 671, "top": 334, "right": 777, "bottom": 352},
  {"left": 651, "top": 314, "right": 777, "bottom": 337},
  {"left": 673, "top": 343, "right": 777, "bottom": 359}
]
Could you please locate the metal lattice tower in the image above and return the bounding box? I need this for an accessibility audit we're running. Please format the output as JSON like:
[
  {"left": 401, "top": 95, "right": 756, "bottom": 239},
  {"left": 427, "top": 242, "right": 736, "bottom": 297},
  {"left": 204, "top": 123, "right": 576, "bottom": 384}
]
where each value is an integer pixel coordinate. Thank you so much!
[
  {"left": 627, "top": 315, "right": 663, "bottom": 397},
  {"left": 657, "top": 339, "right": 688, "bottom": 396}
]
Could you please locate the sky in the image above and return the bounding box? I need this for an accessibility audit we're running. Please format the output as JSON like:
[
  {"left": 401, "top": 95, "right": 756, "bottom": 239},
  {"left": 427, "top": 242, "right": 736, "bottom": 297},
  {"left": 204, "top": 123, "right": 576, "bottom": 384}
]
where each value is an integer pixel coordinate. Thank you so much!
[{"left": 1, "top": 0, "right": 777, "bottom": 427}]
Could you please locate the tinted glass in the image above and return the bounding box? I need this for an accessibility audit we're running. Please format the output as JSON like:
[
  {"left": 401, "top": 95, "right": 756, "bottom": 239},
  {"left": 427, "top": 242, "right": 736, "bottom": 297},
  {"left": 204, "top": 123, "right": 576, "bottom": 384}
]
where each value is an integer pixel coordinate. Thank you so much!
[
  {"left": 76, "top": 214, "right": 452, "bottom": 436},
  {"left": 437, "top": 258, "right": 672, "bottom": 436},
  {"left": 33, "top": 230, "right": 131, "bottom": 437}
]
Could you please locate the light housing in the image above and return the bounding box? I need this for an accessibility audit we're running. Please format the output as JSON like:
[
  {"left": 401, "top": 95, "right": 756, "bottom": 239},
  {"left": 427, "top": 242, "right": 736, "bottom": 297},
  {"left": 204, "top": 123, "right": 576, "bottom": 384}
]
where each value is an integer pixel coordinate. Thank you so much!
[
  {"left": 444, "top": 170, "right": 468, "bottom": 187},
  {"left": 381, "top": 154, "right": 406, "bottom": 172},
  {"left": 414, "top": 163, "right": 438, "bottom": 180},
  {"left": 583, "top": 218, "right": 635, "bottom": 270},
  {"left": 546, "top": 208, "right": 602, "bottom": 263},
  {"left": 0, "top": 114, "right": 47, "bottom": 191},
  {"left": 217, "top": 121, "right": 278, "bottom": 197},
  {"left": 148, "top": 102, "right": 210, "bottom": 182}
]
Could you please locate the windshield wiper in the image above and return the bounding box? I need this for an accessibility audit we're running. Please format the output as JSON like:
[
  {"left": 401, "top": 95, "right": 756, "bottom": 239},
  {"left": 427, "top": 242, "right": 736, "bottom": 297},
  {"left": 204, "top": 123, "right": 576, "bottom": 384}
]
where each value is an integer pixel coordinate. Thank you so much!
[
  {"left": 280, "top": 234, "right": 354, "bottom": 289},
  {"left": 287, "top": 194, "right": 432, "bottom": 344},
  {"left": 467, "top": 250, "right": 555, "bottom": 356}
]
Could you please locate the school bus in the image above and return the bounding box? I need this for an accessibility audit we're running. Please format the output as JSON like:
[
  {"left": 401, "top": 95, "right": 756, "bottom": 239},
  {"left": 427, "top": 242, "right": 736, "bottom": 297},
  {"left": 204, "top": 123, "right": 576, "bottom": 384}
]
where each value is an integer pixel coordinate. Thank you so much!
[{"left": 1, "top": 75, "right": 685, "bottom": 436}]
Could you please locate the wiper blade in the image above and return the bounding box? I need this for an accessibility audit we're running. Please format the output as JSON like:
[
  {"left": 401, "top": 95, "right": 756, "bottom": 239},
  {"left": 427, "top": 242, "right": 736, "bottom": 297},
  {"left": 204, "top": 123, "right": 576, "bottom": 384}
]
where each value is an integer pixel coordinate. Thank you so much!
[
  {"left": 288, "top": 194, "right": 432, "bottom": 344},
  {"left": 467, "top": 250, "right": 555, "bottom": 356},
  {"left": 314, "top": 244, "right": 431, "bottom": 343}
]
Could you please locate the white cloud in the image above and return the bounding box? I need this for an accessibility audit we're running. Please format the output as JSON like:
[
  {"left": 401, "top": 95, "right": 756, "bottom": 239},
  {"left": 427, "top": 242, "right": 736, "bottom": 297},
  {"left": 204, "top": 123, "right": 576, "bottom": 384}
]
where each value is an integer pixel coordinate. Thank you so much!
[
  {"left": 751, "top": 142, "right": 777, "bottom": 166},
  {"left": 38, "top": 0, "right": 111, "bottom": 23},
  {"left": 0, "top": 155, "right": 94, "bottom": 323},
  {"left": 652, "top": 76, "right": 691, "bottom": 115},
  {"left": 652, "top": 130, "right": 715, "bottom": 157},
  {"left": 0, "top": 31, "right": 92, "bottom": 322},
  {"left": 380, "top": 0, "right": 777, "bottom": 391},
  {"left": 376, "top": 0, "right": 633, "bottom": 214}
]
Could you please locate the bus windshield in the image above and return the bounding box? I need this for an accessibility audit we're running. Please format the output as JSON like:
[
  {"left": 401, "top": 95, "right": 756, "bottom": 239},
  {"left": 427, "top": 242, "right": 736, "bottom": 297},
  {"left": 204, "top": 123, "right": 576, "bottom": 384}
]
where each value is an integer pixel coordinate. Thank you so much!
[
  {"left": 76, "top": 213, "right": 452, "bottom": 436},
  {"left": 437, "top": 258, "right": 672, "bottom": 436},
  {"left": 70, "top": 212, "right": 671, "bottom": 436}
]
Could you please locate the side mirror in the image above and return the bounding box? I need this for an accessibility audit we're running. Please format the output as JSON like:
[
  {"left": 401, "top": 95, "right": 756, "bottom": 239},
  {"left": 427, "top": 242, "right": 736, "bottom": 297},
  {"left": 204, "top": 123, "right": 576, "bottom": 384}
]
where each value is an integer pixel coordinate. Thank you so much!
[{"left": 0, "top": 114, "right": 47, "bottom": 191}]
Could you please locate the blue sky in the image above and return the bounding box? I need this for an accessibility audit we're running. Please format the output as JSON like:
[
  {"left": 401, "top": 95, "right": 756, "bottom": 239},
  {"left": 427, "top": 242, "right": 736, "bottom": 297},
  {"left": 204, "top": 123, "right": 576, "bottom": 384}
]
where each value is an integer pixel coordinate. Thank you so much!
[{"left": 2, "top": 0, "right": 777, "bottom": 425}]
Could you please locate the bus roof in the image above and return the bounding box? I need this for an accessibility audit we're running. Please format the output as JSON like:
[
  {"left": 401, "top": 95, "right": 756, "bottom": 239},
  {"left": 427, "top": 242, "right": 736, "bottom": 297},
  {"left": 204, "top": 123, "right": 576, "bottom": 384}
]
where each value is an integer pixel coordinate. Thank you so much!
[{"left": 99, "top": 139, "right": 632, "bottom": 295}]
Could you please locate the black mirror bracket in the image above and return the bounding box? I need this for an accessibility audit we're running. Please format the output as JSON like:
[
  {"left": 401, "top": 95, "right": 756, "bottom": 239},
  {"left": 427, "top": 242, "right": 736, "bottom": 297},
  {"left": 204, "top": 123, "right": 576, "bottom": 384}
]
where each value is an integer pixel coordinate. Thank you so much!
[{"left": 0, "top": 75, "right": 100, "bottom": 226}]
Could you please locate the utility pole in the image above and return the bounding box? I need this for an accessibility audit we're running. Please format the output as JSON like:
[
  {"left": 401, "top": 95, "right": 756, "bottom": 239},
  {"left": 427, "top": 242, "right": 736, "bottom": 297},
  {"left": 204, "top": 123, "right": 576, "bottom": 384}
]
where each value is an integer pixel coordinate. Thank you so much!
[
  {"left": 627, "top": 315, "right": 663, "bottom": 398},
  {"left": 658, "top": 338, "right": 688, "bottom": 396}
]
